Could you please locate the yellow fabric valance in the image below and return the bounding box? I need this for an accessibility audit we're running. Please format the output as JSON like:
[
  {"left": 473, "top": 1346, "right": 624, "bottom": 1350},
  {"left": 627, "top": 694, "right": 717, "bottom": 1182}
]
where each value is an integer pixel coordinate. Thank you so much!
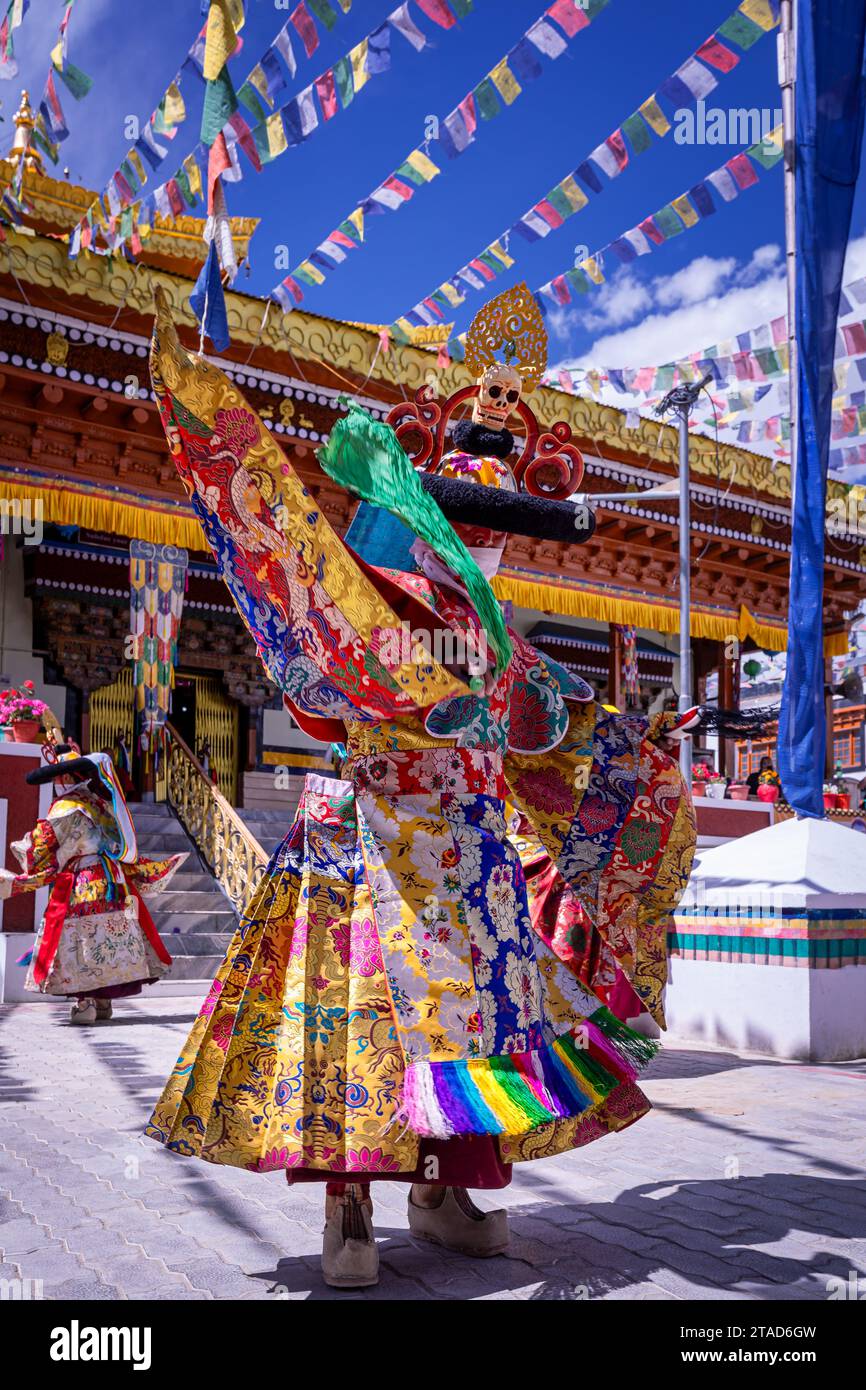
[
  {"left": 0, "top": 476, "right": 207, "bottom": 551},
  {"left": 492, "top": 573, "right": 843, "bottom": 658}
]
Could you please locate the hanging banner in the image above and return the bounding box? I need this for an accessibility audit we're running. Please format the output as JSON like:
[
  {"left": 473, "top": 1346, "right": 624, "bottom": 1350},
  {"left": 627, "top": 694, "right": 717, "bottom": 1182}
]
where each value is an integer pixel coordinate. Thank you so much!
[
  {"left": 778, "top": 1, "right": 866, "bottom": 818},
  {"left": 129, "top": 541, "right": 189, "bottom": 762}
]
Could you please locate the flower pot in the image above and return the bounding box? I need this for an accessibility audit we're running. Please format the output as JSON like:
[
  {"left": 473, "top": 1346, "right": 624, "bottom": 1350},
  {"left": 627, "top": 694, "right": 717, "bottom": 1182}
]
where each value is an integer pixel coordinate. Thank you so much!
[
  {"left": 705, "top": 782, "right": 727, "bottom": 800},
  {"left": 728, "top": 784, "right": 749, "bottom": 801},
  {"left": 691, "top": 783, "right": 706, "bottom": 799},
  {"left": 757, "top": 783, "right": 780, "bottom": 803},
  {"left": 11, "top": 719, "right": 41, "bottom": 743},
  {"left": 823, "top": 792, "right": 839, "bottom": 811},
  {"left": 837, "top": 793, "right": 851, "bottom": 811},
  {"left": 0, "top": 726, "right": 12, "bottom": 742}
]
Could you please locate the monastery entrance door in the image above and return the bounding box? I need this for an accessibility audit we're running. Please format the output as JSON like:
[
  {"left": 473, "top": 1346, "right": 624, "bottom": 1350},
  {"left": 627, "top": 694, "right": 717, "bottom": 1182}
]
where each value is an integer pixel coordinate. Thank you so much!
[{"left": 174, "top": 671, "right": 239, "bottom": 806}]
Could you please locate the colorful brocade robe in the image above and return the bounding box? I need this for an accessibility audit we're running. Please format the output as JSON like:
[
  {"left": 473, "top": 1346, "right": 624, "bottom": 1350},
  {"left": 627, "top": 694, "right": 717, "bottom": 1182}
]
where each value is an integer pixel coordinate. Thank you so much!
[
  {"left": 3, "top": 787, "right": 183, "bottom": 997},
  {"left": 144, "top": 296, "right": 696, "bottom": 1175}
]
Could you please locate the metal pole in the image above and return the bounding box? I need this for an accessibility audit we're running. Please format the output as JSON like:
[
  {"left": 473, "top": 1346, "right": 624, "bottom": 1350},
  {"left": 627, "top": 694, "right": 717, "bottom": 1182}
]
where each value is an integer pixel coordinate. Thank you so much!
[
  {"left": 779, "top": 0, "right": 798, "bottom": 498},
  {"left": 677, "top": 400, "right": 693, "bottom": 786}
]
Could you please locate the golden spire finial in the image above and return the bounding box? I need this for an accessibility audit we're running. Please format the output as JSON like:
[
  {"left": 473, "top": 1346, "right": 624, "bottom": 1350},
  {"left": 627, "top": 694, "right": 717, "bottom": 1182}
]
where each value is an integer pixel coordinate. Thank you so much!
[{"left": 8, "top": 89, "right": 45, "bottom": 177}]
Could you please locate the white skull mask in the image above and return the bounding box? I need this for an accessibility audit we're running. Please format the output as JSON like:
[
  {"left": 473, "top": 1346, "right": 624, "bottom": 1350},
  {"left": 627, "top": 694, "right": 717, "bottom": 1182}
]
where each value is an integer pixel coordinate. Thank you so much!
[{"left": 472, "top": 363, "right": 522, "bottom": 431}]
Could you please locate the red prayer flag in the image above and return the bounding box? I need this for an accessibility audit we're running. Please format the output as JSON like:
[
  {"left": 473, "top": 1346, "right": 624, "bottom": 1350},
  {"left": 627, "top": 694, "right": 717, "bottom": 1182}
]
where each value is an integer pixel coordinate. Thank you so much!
[
  {"left": 437, "top": 343, "right": 450, "bottom": 370},
  {"left": 536, "top": 198, "right": 565, "bottom": 229},
  {"left": 638, "top": 216, "right": 665, "bottom": 245},
  {"left": 415, "top": 0, "right": 456, "bottom": 29},
  {"left": 291, "top": 1, "right": 319, "bottom": 58},
  {"left": 697, "top": 35, "right": 739, "bottom": 72},
  {"left": 166, "top": 179, "right": 186, "bottom": 218},
  {"left": 329, "top": 228, "right": 356, "bottom": 250},
  {"left": 547, "top": 0, "right": 588, "bottom": 37},
  {"left": 423, "top": 296, "right": 444, "bottom": 319},
  {"left": 469, "top": 258, "right": 496, "bottom": 281},
  {"left": 228, "top": 112, "right": 262, "bottom": 172},
  {"left": 207, "top": 133, "right": 231, "bottom": 214},
  {"left": 606, "top": 129, "right": 628, "bottom": 171},
  {"left": 458, "top": 92, "right": 477, "bottom": 138},
  {"left": 383, "top": 175, "right": 414, "bottom": 199},
  {"left": 771, "top": 315, "right": 788, "bottom": 345},
  {"left": 842, "top": 321, "right": 866, "bottom": 355},
  {"left": 551, "top": 274, "right": 571, "bottom": 306},
  {"left": 316, "top": 71, "right": 338, "bottom": 120},
  {"left": 726, "top": 152, "right": 759, "bottom": 190}
]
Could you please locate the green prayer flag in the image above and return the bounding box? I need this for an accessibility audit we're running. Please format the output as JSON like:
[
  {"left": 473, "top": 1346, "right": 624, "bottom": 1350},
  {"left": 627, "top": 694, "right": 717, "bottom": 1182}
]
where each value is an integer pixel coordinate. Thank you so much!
[
  {"left": 308, "top": 0, "right": 337, "bottom": 30},
  {"left": 565, "top": 267, "right": 590, "bottom": 294},
  {"left": 252, "top": 123, "right": 274, "bottom": 165},
  {"left": 653, "top": 205, "right": 685, "bottom": 238},
  {"left": 477, "top": 251, "right": 504, "bottom": 276},
  {"left": 450, "top": 0, "right": 473, "bottom": 15},
  {"left": 119, "top": 206, "right": 134, "bottom": 240},
  {"left": 622, "top": 111, "right": 653, "bottom": 154},
  {"left": 201, "top": 65, "right": 238, "bottom": 146},
  {"left": 718, "top": 12, "right": 764, "bottom": 49},
  {"left": 747, "top": 133, "right": 784, "bottom": 169},
  {"left": 120, "top": 158, "right": 140, "bottom": 193},
  {"left": 581, "top": 0, "right": 610, "bottom": 19},
  {"left": 546, "top": 186, "right": 577, "bottom": 221},
  {"left": 396, "top": 160, "right": 427, "bottom": 187},
  {"left": 337, "top": 217, "right": 361, "bottom": 243},
  {"left": 239, "top": 81, "right": 269, "bottom": 127},
  {"left": 333, "top": 56, "right": 354, "bottom": 108},
  {"left": 56, "top": 59, "right": 92, "bottom": 100},
  {"left": 474, "top": 77, "right": 500, "bottom": 121},
  {"left": 175, "top": 168, "right": 195, "bottom": 208}
]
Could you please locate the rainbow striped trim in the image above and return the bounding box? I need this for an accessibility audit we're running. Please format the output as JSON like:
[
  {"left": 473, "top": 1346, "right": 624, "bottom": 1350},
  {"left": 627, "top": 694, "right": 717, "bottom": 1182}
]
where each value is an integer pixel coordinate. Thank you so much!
[{"left": 401, "top": 1010, "right": 659, "bottom": 1139}]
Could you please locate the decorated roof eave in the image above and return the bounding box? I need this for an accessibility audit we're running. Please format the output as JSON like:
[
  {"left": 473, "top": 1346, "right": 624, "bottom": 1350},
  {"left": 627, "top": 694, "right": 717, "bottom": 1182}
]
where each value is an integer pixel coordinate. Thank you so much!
[
  {"left": 0, "top": 160, "right": 258, "bottom": 270},
  {"left": 2, "top": 223, "right": 855, "bottom": 509}
]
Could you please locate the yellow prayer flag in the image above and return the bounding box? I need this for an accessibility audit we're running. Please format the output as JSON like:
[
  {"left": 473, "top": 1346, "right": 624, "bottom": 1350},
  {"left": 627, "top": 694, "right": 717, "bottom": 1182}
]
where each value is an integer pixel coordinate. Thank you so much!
[
  {"left": 671, "top": 194, "right": 699, "bottom": 228},
  {"left": 439, "top": 282, "right": 465, "bottom": 307},
  {"left": 163, "top": 82, "right": 186, "bottom": 128},
  {"left": 559, "top": 175, "right": 588, "bottom": 212},
  {"left": 350, "top": 39, "right": 370, "bottom": 93},
  {"left": 406, "top": 148, "right": 440, "bottom": 182},
  {"left": 299, "top": 260, "right": 326, "bottom": 286},
  {"left": 580, "top": 257, "right": 605, "bottom": 285},
  {"left": 395, "top": 317, "right": 416, "bottom": 338},
  {"left": 489, "top": 58, "right": 521, "bottom": 106},
  {"left": 183, "top": 153, "right": 203, "bottom": 199},
  {"left": 348, "top": 207, "right": 364, "bottom": 242},
  {"left": 49, "top": 40, "right": 63, "bottom": 71},
  {"left": 90, "top": 199, "right": 107, "bottom": 230},
  {"left": 738, "top": 0, "right": 777, "bottom": 30},
  {"left": 639, "top": 96, "right": 670, "bottom": 137},
  {"left": 128, "top": 149, "right": 147, "bottom": 186},
  {"left": 266, "top": 111, "right": 288, "bottom": 159},
  {"left": 248, "top": 63, "right": 274, "bottom": 107},
  {"left": 488, "top": 239, "right": 514, "bottom": 269},
  {"left": 203, "top": 0, "right": 241, "bottom": 82}
]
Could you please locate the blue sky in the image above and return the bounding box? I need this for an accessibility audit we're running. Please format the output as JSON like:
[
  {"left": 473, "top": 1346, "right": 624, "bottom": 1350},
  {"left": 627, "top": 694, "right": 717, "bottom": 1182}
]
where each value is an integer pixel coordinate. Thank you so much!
[{"left": 3, "top": 0, "right": 865, "bottom": 378}]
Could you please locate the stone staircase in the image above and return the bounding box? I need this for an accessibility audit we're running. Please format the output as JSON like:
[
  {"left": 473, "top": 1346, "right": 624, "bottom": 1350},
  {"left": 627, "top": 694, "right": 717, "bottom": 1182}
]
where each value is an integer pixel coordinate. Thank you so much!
[
  {"left": 129, "top": 802, "right": 240, "bottom": 993},
  {"left": 236, "top": 807, "right": 293, "bottom": 858}
]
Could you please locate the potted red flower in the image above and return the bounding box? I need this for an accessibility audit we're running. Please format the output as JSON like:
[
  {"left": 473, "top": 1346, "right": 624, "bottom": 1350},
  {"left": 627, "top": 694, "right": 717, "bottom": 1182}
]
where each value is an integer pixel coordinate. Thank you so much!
[{"left": 0, "top": 681, "right": 47, "bottom": 743}]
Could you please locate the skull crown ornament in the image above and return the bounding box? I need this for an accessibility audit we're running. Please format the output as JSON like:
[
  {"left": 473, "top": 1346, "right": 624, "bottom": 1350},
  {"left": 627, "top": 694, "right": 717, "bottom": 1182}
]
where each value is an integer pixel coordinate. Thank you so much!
[{"left": 463, "top": 281, "right": 548, "bottom": 429}]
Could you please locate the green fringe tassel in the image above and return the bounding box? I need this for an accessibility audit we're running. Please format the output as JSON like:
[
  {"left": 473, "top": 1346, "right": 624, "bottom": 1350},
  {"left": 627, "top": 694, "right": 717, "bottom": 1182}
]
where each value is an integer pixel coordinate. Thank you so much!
[
  {"left": 318, "top": 402, "right": 513, "bottom": 675},
  {"left": 590, "top": 1006, "right": 662, "bottom": 1071}
]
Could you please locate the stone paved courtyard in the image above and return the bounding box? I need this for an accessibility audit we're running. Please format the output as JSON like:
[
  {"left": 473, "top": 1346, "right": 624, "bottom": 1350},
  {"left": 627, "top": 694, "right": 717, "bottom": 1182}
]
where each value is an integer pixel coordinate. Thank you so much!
[{"left": 1, "top": 995, "right": 865, "bottom": 1302}]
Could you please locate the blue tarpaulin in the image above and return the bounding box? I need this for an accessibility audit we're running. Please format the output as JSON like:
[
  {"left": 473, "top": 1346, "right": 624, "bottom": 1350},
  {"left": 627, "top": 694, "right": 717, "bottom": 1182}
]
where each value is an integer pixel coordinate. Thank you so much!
[{"left": 778, "top": 1, "right": 866, "bottom": 817}]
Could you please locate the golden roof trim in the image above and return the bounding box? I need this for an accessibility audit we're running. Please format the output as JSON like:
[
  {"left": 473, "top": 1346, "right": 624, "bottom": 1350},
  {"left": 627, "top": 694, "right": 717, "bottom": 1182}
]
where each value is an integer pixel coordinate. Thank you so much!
[{"left": 4, "top": 224, "right": 857, "bottom": 507}]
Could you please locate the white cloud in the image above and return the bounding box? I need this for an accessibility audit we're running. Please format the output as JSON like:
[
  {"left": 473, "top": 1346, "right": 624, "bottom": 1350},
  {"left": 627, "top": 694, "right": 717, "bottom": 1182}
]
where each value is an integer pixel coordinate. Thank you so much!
[{"left": 654, "top": 255, "right": 737, "bottom": 308}]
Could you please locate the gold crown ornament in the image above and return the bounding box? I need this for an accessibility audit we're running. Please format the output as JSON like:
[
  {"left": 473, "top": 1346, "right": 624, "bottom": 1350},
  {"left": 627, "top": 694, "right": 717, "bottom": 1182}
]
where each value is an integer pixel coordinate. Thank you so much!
[{"left": 463, "top": 281, "right": 548, "bottom": 431}]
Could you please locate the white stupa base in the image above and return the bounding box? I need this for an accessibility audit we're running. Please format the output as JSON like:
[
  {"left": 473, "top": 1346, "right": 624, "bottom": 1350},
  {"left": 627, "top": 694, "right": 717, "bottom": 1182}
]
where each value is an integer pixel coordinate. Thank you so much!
[{"left": 663, "top": 955, "right": 866, "bottom": 1062}]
